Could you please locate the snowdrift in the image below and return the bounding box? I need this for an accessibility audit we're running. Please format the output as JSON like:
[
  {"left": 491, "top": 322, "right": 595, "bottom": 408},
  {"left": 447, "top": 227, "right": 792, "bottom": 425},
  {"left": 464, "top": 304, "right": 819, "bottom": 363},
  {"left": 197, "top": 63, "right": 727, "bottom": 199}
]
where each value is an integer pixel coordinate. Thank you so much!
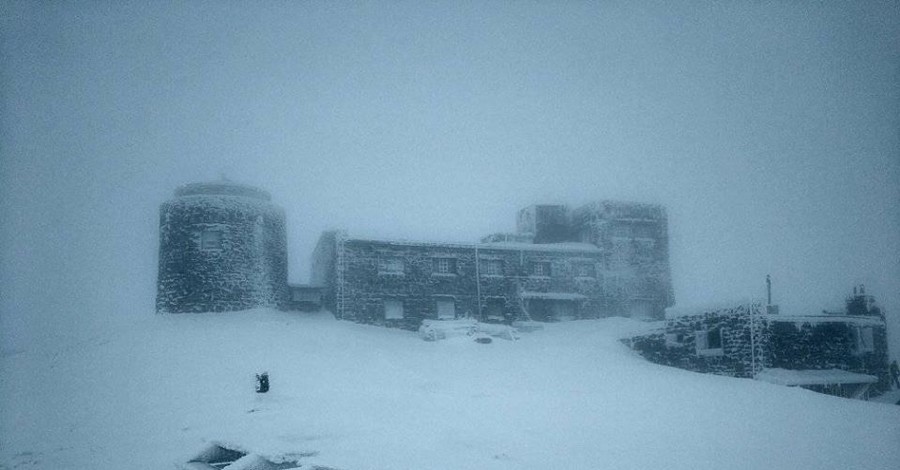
[{"left": 1, "top": 310, "right": 898, "bottom": 470}]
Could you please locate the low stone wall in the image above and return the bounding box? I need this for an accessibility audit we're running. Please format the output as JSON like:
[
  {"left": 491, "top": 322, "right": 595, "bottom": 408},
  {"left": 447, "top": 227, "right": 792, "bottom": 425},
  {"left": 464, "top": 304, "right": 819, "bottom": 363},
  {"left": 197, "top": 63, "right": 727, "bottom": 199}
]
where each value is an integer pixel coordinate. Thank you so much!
[
  {"left": 627, "top": 303, "right": 765, "bottom": 378},
  {"left": 626, "top": 302, "right": 891, "bottom": 395}
]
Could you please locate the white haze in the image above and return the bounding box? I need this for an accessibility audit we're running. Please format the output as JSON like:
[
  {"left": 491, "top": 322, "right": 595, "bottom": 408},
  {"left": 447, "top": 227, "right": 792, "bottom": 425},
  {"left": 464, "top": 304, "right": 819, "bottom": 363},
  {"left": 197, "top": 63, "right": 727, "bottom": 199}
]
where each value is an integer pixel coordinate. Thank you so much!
[{"left": 1, "top": 1, "right": 898, "bottom": 358}]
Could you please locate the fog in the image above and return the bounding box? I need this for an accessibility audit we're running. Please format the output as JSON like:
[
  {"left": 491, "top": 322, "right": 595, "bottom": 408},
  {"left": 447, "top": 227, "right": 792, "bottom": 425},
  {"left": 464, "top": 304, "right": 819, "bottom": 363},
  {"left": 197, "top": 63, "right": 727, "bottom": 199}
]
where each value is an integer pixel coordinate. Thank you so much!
[{"left": 1, "top": 1, "right": 898, "bottom": 356}]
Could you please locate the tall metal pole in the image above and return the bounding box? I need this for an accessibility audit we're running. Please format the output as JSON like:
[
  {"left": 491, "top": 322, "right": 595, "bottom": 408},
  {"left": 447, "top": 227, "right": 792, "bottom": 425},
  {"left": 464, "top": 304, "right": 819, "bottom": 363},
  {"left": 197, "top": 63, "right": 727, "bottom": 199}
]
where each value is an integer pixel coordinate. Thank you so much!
[
  {"left": 750, "top": 302, "right": 756, "bottom": 377},
  {"left": 475, "top": 244, "right": 482, "bottom": 319}
]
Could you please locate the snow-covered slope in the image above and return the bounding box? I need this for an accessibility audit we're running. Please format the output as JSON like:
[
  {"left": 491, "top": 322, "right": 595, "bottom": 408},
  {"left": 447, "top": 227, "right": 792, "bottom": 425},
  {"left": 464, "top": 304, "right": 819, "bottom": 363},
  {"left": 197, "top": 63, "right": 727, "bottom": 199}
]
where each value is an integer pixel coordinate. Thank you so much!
[{"left": 2, "top": 311, "right": 898, "bottom": 470}]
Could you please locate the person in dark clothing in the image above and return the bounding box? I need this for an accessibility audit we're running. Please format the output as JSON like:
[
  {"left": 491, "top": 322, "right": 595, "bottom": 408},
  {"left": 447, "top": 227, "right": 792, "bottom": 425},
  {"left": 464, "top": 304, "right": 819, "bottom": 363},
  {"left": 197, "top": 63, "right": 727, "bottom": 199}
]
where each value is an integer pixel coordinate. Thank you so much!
[
  {"left": 890, "top": 361, "right": 900, "bottom": 389},
  {"left": 256, "top": 372, "right": 269, "bottom": 393}
]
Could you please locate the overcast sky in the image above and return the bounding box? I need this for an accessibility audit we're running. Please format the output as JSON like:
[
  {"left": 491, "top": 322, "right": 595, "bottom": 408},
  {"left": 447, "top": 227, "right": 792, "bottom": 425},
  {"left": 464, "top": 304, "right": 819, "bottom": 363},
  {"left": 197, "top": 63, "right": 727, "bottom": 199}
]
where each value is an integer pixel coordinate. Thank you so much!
[{"left": 2, "top": 1, "right": 898, "bottom": 354}]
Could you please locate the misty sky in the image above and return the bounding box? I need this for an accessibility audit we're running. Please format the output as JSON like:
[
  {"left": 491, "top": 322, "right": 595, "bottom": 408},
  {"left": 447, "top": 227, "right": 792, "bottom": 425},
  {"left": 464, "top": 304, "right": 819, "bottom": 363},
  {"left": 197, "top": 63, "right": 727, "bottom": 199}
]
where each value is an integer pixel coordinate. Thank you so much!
[{"left": 2, "top": 1, "right": 898, "bottom": 354}]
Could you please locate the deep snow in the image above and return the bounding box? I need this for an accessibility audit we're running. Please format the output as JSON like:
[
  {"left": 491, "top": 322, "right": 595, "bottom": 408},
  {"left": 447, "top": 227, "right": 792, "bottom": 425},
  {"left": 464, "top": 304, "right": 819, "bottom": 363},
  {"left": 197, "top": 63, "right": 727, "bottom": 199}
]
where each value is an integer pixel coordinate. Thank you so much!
[{"left": 1, "top": 310, "right": 898, "bottom": 470}]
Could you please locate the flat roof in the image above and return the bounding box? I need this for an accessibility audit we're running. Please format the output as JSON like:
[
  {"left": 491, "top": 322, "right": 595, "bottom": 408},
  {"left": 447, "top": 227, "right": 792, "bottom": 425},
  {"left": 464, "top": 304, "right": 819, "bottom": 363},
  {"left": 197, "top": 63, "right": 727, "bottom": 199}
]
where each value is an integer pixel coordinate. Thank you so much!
[
  {"left": 520, "top": 291, "right": 589, "bottom": 301},
  {"left": 766, "top": 314, "right": 884, "bottom": 327},
  {"left": 756, "top": 368, "right": 878, "bottom": 386},
  {"left": 345, "top": 237, "right": 602, "bottom": 253}
]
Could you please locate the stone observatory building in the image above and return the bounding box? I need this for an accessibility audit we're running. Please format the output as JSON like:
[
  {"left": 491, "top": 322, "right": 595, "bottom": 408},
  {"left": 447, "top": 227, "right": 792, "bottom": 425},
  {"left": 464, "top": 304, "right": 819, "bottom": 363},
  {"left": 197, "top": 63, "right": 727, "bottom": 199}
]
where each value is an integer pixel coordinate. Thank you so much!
[
  {"left": 156, "top": 180, "right": 672, "bottom": 323},
  {"left": 156, "top": 180, "right": 288, "bottom": 313},
  {"left": 312, "top": 201, "right": 674, "bottom": 328}
]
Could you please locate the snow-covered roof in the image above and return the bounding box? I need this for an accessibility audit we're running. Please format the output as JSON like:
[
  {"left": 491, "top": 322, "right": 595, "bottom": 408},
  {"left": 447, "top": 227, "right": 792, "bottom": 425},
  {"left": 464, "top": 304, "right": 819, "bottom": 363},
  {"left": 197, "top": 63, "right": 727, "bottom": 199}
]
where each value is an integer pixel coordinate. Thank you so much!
[
  {"left": 175, "top": 181, "right": 272, "bottom": 201},
  {"left": 665, "top": 303, "right": 884, "bottom": 327},
  {"left": 765, "top": 314, "right": 884, "bottom": 327},
  {"left": 520, "top": 291, "right": 588, "bottom": 300},
  {"left": 345, "top": 237, "right": 602, "bottom": 253},
  {"left": 664, "top": 299, "right": 760, "bottom": 319},
  {"left": 755, "top": 368, "right": 878, "bottom": 386},
  {"left": 478, "top": 241, "right": 601, "bottom": 253}
]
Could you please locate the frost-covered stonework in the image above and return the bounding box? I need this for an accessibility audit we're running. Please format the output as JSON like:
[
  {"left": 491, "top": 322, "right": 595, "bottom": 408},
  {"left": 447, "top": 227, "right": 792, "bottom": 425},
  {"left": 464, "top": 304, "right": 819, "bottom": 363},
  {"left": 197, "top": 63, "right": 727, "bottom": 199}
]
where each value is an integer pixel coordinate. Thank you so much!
[
  {"left": 627, "top": 303, "right": 768, "bottom": 378},
  {"left": 766, "top": 317, "right": 888, "bottom": 387},
  {"left": 571, "top": 201, "right": 674, "bottom": 317},
  {"left": 312, "top": 200, "right": 674, "bottom": 330},
  {"left": 625, "top": 294, "right": 891, "bottom": 398},
  {"left": 319, "top": 238, "right": 608, "bottom": 330},
  {"left": 156, "top": 182, "right": 288, "bottom": 313}
]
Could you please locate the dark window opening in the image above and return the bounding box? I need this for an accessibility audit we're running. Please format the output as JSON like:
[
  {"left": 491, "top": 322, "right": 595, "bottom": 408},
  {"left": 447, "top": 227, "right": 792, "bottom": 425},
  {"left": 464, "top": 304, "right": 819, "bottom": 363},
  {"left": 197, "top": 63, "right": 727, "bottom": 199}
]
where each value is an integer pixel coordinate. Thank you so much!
[
  {"left": 433, "top": 257, "right": 457, "bottom": 274},
  {"left": 482, "top": 259, "right": 504, "bottom": 276},
  {"left": 531, "top": 261, "right": 551, "bottom": 276},
  {"left": 200, "top": 230, "right": 223, "bottom": 250}
]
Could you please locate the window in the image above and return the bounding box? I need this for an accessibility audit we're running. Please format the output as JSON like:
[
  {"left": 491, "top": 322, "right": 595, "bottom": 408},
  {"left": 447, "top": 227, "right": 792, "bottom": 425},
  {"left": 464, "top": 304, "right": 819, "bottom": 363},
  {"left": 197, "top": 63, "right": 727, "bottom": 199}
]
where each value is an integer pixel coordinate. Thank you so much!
[
  {"left": 553, "top": 301, "right": 576, "bottom": 321},
  {"left": 610, "top": 240, "right": 632, "bottom": 269},
  {"left": 575, "top": 262, "right": 595, "bottom": 278},
  {"left": 291, "top": 290, "right": 321, "bottom": 303},
  {"left": 384, "top": 299, "right": 404, "bottom": 320},
  {"left": 436, "top": 298, "right": 456, "bottom": 320},
  {"left": 433, "top": 257, "right": 457, "bottom": 275},
  {"left": 854, "top": 326, "right": 875, "bottom": 354},
  {"left": 695, "top": 326, "right": 724, "bottom": 356},
  {"left": 530, "top": 261, "right": 551, "bottom": 277},
  {"left": 200, "top": 230, "right": 223, "bottom": 250},
  {"left": 482, "top": 259, "right": 503, "bottom": 276},
  {"left": 483, "top": 298, "right": 506, "bottom": 322},
  {"left": 378, "top": 257, "right": 404, "bottom": 275},
  {"left": 665, "top": 333, "right": 684, "bottom": 347}
]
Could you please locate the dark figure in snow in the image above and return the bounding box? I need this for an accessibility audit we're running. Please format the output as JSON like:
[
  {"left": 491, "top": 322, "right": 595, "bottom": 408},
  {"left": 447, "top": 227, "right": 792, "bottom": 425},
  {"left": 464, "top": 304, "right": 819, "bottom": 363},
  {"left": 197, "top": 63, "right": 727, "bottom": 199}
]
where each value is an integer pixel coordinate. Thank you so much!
[
  {"left": 890, "top": 361, "right": 900, "bottom": 389},
  {"left": 256, "top": 372, "right": 270, "bottom": 393}
]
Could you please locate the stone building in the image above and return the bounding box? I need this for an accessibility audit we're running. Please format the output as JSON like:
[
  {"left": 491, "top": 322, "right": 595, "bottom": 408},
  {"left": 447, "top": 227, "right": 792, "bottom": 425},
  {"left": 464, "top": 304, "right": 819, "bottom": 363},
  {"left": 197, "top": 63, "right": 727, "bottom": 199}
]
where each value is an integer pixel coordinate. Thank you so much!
[
  {"left": 312, "top": 201, "right": 673, "bottom": 329},
  {"left": 156, "top": 181, "right": 289, "bottom": 313},
  {"left": 625, "top": 287, "right": 890, "bottom": 399},
  {"left": 156, "top": 181, "right": 672, "bottom": 325}
]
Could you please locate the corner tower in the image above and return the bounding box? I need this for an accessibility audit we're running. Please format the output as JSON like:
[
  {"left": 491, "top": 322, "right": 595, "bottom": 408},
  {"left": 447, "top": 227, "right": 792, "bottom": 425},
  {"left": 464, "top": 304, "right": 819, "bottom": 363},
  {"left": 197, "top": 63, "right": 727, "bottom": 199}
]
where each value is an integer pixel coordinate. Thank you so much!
[
  {"left": 156, "top": 180, "right": 288, "bottom": 313},
  {"left": 571, "top": 201, "right": 673, "bottom": 320}
]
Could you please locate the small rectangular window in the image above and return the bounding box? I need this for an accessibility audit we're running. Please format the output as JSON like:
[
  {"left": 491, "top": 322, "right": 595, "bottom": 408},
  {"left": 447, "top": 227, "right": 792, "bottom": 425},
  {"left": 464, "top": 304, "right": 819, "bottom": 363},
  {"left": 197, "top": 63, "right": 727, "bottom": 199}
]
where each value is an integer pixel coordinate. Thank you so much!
[
  {"left": 665, "top": 333, "right": 683, "bottom": 347},
  {"left": 530, "top": 261, "right": 551, "bottom": 277},
  {"left": 378, "top": 257, "right": 404, "bottom": 275},
  {"left": 200, "top": 230, "right": 223, "bottom": 250},
  {"left": 291, "top": 290, "right": 321, "bottom": 302},
  {"left": 433, "top": 257, "right": 457, "bottom": 275},
  {"left": 482, "top": 259, "right": 503, "bottom": 276},
  {"left": 384, "top": 299, "right": 404, "bottom": 320},
  {"left": 855, "top": 326, "right": 875, "bottom": 354},
  {"left": 575, "top": 263, "right": 595, "bottom": 278},
  {"left": 436, "top": 299, "right": 456, "bottom": 320},
  {"left": 696, "top": 327, "right": 724, "bottom": 356}
]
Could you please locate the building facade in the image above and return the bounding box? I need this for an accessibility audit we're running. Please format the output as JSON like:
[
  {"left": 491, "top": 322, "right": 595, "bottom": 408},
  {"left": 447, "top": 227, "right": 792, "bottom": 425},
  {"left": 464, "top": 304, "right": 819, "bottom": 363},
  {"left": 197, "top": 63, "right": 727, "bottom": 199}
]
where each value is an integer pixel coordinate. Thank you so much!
[
  {"left": 156, "top": 181, "right": 289, "bottom": 313},
  {"left": 156, "top": 181, "right": 672, "bottom": 325},
  {"left": 625, "top": 288, "right": 890, "bottom": 398},
  {"left": 312, "top": 201, "right": 673, "bottom": 329}
]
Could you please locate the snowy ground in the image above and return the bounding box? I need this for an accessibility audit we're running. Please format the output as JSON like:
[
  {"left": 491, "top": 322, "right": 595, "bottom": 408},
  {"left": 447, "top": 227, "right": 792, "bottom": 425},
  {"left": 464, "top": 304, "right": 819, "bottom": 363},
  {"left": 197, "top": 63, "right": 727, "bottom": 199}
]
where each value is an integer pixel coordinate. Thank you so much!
[{"left": 2, "top": 310, "right": 898, "bottom": 470}]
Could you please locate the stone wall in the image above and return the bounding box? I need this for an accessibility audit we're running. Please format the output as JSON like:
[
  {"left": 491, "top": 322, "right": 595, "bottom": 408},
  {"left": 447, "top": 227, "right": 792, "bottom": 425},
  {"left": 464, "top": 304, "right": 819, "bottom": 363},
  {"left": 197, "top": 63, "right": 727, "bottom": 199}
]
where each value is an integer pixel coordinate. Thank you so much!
[
  {"left": 627, "top": 303, "right": 765, "bottom": 378},
  {"left": 626, "top": 302, "right": 891, "bottom": 393},
  {"left": 571, "top": 201, "right": 673, "bottom": 319},
  {"left": 157, "top": 186, "right": 288, "bottom": 313},
  {"left": 310, "top": 230, "right": 339, "bottom": 314},
  {"left": 767, "top": 319, "right": 890, "bottom": 390},
  {"left": 334, "top": 239, "right": 609, "bottom": 330}
]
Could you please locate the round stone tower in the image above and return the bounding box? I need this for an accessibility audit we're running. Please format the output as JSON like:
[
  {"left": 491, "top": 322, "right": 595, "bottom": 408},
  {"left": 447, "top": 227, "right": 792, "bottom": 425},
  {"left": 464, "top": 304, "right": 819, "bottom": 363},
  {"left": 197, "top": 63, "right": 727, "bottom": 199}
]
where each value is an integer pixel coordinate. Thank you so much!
[{"left": 156, "top": 180, "right": 288, "bottom": 313}]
